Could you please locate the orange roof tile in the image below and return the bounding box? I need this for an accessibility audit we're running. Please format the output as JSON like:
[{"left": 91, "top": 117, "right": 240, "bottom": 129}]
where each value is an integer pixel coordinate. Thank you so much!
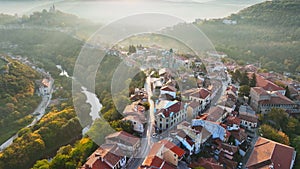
[
  {"left": 160, "top": 140, "right": 185, "bottom": 157},
  {"left": 142, "top": 156, "right": 164, "bottom": 168},
  {"left": 206, "top": 106, "right": 225, "bottom": 122},
  {"left": 190, "top": 88, "right": 210, "bottom": 99},
  {"left": 246, "top": 137, "right": 295, "bottom": 169},
  {"left": 105, "top": 131, "right": 140, "bottom": 146},
  {"left": 259, "top": 93, "right": 295, "bottom": 105},
  {"left": 161, "top": 85, "right": 177, "bottom": 92},
  {"left": 157, "top": 101, "right": 183, "bottom": 117},
  {"left": 255, "top": 74, "right": 285, "bottom": 92}
]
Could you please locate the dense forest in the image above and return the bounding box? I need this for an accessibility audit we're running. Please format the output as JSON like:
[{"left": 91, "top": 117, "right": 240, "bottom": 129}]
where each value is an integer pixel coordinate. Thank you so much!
[
  {"left": 0, "top": 106, "right": 82, "bottom": 169},
  {"left": 0, "top": 58, "right": 41, "bottom": 144},
  {"left": 195, "top": 0, "right": 300, "bottom": 75}
]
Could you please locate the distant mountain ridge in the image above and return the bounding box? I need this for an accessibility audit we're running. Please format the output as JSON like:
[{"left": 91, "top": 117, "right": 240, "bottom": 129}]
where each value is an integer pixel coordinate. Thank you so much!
[
  {"left": 194, "top": 0, "right": 300, "bottom": 74},
  {"left": 230, "top": 0, "right": 300, "bottom": 27}
]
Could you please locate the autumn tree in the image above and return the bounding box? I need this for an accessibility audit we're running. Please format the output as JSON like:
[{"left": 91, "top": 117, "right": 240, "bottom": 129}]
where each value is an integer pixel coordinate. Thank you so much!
[{"left": 260, "top": 124, "right": 290, "bottom": 145}]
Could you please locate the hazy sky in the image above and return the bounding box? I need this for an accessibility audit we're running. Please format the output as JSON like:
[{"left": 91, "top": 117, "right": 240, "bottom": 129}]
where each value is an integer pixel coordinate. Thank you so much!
[{"left": 0, "top": 0, "right": 266, "bottom": 23}]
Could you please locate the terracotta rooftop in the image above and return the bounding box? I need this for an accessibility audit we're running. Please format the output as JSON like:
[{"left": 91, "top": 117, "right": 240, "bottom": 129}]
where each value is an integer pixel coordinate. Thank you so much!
[
  {"left": 122, "top": 114, "right": 147, "bottom": 124},
  {"left": 206, "top": 106, "right": 225, "bottom": 122},
  {"left": 226, "top": 116, "right": 241, "bottom": 125},
  {"left": 226, "top": 85, "right": 237, "bottom": 93},
  {"left": 157, "top": 101, "right": 183, "bottom": 118},
  {"left": 251, "top": 87, "right": 269, "bottom": 96},
  {"left": 192, "top": 125, "right": 212, "bottom": 139},
  {"left": 255, "top": 74, "right": 285, "bottom": 92},
  {"left": 221, "top": 143, "right": 238, "bottom": 154},
  {"left": 219, "top": 154, "right": 238, "bottom": 169},
  {"left": 83, "top": 144, "right": 124, "bottom": 169},
  {"left": 105, "top": 131, "right": 140, "bottom": 147},
  {"left": 259, "top": 92, "right": 295, "bottom": 105},
  {"left": 188, "top": 100, "right": 201, "bottom": 108},
  {"left": 176, "top": 129, "right": 188, "bottom": 138},
  {"left": 230, "top": 129, "right": 247, "bottom": 143},
  {"left": 238, "top": 112, "right": 258, "bottom": 123},
  {"left": 142, "top": 156, "right": 164, "bottom": 168},
  {"left": 160, "top": 140, "right": 185, "bottom": 157},
  {"left": 246, "top": 137, "right": 295, "bottom": 169},
  {"left": 148, "top": 142, "right": 164, "bottom": 157},
  {"left": 161, "top": 85, "right": 177, "bottom": 92},
  {"left": 41, "top": 78, "right": 51, "bottom": 87},
  {"left": 190, "top": 88, "right": 210, "bottom": 99},
  {"left": 161, "top": 162, "right": 177, "bottom": 169}
]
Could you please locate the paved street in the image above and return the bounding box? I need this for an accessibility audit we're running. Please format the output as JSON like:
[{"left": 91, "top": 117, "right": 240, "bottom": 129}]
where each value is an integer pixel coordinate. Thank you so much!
[{"left": 126, "top": 76, "right": 156, "bottom": 169}]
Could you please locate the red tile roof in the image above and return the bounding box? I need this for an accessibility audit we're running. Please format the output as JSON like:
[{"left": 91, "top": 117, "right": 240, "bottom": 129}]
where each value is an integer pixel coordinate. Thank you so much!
[
  {"left": 161, "top": 85, "right": 177, "bottom": 92},
  {"left": 148, "top": 142, "right": 164, "bottom": 157},
  {"left": 190, "top": 88, "right": 210, "bottom": 99},
  {"left": 238, "top": 112, "right": 258, "bottom": 123},
  {"left": 90, "top": 160, "right": 111, "bottom": 169},
  {"left": 255, "top": 74, "right": 285, "bottom": 92},
  {"left": 83, "top": 144, "right": 124, "bottom": 169},
  {"left": 161, "top": 162, "right": 177, "bottom": 169},
  {"left": 221, "top": 143, "right": 238, "bottom": 154},
  {"left": 219, "top": 154, "right": 238, "bottom": 169},
  {"left": 188, "top": 100, "right": 200, "bottom": 108},
  {"left": 230, "top": 129, "right": 247, "bottom": 142},
  {"left": 226, "top": 85, "right": 237, "bottom": 93},
  {"left": 142, "top": 156, "right": 164, "bottom": 168},
  {"left": 246, "top": 137, "right": 295, "bottom": 169},
  {"left": 226, "top": 116, "right": 241, "bottom": 125},
  {"left": 206, "top": 106, "right": 225, "bottom": 122},
  {"left": 105, "top": 131, "right": 140, "bottom": 146},
  {"left": 251, "top": 87, "right": 269, "bottom": 96},
  {"left": 160, "top": 140, "right": 185, "bottom": 157},
  {"left": 157, "top": 101, "right": 183, "bottom": 117},
  {"left": 259, "top": 92, "right": 295, "bottom": 105}
]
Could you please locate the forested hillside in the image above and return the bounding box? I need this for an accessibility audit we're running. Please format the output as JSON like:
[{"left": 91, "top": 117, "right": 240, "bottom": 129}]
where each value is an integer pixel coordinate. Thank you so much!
[
  {"left": 0, "top": 107, "right": 82, "bottom": 169},
  {"left": 0, "top": 58, "right": 41, "bottom": 144},
  {"left": 196, "top": 0, "right": 300, "bottom": 75}
]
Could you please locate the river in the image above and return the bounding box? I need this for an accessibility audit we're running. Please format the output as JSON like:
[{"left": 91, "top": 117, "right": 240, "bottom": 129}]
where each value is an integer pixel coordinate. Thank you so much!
[{"left": 56, "top": 65, "right": 102, "bottom": 135}]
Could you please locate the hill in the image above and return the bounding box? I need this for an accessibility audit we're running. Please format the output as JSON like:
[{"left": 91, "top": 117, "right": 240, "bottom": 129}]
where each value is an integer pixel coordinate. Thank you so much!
[
  {"left": 0, "top": 57, "right": 41, "bottom": 144},
  {"left": 194, "top": 0, "right": 300, "bottom": 75}
]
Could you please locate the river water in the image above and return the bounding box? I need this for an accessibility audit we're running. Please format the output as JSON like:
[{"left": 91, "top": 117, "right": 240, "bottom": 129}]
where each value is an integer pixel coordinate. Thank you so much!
[{"left": 56, "top": 65, "right": 102, "bottom": 135}]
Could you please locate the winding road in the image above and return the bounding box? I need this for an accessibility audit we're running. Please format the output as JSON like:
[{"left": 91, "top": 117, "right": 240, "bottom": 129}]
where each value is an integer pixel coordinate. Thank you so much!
[{"left": 0, "top": 56, "right": 54, "bottom": 152}]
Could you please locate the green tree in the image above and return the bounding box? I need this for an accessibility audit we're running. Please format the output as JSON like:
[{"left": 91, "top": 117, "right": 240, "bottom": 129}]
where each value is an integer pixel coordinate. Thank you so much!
[
  {"left": 32, "top": 159, "right": 50, "bottom": 169},
  {"left": 260, "top": 124, "right": 290, "bottom": 145},
  {"left": 238, "top": 85, "right": 250, "bottom": 97},
  {"left": 264, "top": 108, "right": 289, "bottom": 130},
  {"left": 285, "top": 86, "right": 291, "bottom": 99},
  {"left": 128, "top": 45, "right": 136, "bottom": 54},
  {"left": 240, "top": 71, "right": 249, "bottom": 86},
  {"left": 249, "top": 73, "right": 257, "bottom": 87}
]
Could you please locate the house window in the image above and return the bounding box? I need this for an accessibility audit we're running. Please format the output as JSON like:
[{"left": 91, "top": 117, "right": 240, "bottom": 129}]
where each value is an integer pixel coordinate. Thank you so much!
[{"left": 166, "top": 124, "right": 169, "bottom": 128}]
